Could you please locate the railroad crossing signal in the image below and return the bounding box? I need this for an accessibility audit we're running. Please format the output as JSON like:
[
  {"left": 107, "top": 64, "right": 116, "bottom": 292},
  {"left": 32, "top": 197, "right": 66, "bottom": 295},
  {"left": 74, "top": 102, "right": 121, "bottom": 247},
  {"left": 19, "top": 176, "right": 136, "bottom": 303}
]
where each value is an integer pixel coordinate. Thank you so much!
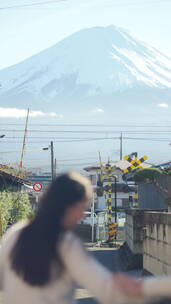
[
  {"left": 123, "top": 155, "right": 148, "bottom": 173},
  {"left": 97, "top": 163, "right": 118, "bottom": 242}
]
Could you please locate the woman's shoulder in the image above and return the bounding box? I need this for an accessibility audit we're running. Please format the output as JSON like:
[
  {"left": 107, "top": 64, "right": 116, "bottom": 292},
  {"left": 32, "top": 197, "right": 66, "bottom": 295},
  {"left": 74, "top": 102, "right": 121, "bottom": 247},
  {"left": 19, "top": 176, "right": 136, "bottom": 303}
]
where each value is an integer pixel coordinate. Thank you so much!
[
  {"left": 60, "top": 231, "right": 82, "bottom": 253},
  {"left": 0, "top": 220, "right": 29, "bottom": 252}
]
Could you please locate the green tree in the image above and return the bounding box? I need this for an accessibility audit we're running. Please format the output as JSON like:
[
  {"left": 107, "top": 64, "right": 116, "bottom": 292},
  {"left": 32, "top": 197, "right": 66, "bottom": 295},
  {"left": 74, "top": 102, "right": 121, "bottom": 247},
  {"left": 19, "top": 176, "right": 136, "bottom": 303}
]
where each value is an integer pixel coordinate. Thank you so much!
[{"left": 0, "top": 191, "right": 33, "bottom": 235}]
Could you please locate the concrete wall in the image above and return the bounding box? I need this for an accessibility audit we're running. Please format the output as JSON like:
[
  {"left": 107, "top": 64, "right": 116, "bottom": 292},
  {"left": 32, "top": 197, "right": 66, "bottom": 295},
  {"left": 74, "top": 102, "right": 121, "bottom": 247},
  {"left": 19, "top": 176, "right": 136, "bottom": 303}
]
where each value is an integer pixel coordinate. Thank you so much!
[
  {"left": 143, "top": 212, "right": 171, "bottom": 275},
  {"left": 125, "top": 209, "right": 171, "bottom": 275},
  {"left": 125, "top": 209, "right": 144, "bottom": 254}
]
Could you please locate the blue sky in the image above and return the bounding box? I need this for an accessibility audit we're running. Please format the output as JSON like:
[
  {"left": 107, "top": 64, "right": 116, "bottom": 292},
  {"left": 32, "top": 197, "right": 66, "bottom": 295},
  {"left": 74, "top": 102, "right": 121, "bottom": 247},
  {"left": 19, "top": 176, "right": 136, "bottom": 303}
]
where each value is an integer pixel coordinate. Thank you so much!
[{"left": 0, "top": 0, "right": 171, "bottom": 69}]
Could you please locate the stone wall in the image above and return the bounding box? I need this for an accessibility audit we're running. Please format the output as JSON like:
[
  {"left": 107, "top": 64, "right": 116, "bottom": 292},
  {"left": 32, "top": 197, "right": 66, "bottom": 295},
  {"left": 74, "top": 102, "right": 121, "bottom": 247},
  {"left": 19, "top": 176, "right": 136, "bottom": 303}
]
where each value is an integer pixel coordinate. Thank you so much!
[
  {"left": 125, "top": 209, "right": 171, "bottom": 275},
  {"left": 125, "top": 209, "right": 144, "bottom": 254},
  {"left": 143, "top": 212, "right": 171, "bottom": 275}
]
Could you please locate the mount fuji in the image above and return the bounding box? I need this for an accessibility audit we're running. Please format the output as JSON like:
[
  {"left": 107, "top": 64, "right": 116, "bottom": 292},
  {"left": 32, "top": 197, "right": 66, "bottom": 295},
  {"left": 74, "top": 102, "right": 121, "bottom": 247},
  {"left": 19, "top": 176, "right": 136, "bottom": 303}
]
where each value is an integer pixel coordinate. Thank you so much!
[{"left": 0, "top": 25, "right": 171, "bottom": 119}]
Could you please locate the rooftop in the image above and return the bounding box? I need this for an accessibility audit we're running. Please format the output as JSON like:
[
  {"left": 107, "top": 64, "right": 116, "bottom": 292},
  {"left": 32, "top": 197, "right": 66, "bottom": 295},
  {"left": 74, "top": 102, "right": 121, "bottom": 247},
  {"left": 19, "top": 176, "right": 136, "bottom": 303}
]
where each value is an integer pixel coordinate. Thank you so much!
[{"left": 84, "top": 159, "right": 151, "bottom": 172}]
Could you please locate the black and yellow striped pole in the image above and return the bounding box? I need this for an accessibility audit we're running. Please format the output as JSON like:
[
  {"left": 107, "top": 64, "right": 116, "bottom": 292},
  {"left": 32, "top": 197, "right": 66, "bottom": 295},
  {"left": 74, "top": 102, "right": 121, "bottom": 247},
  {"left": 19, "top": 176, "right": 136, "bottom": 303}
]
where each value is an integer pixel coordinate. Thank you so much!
[
  {"left": 132, "top": 191, "right": 139, "bottom": 208},
  {"left": 101, "top": 164, "right": 118, "bottom": 242},
  {"left": 106, "top": 178, "right": 113, "bottom": 241}
]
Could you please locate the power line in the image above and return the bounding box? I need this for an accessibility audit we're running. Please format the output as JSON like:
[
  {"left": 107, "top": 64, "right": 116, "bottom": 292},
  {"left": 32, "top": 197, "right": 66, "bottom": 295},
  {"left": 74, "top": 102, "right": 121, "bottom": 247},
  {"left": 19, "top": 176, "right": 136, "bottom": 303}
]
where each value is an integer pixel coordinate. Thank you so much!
[
  {"left": 124, "top": 137, "right": 171, "bottom": 142},
  {"left": 0, "top": 0, "right": 169, "bottom": 10},
  {"left": 25, "top": 156, "right": 98, "bottom": 162},
  {"left": 1, "top": 136, "right": 171, "bottom": 144},
  {"left": 1, "top": 136, "right": 119, "bottom": 139},
  {"left": 1, "top": 123, "right": 171, "bottom": 127},
  {"left": 2, "top": 129, "right": 171, "bottom": 134},
  {"left": 1, "top": 129, "right": 117, "bottom": 133},
  {"left": 0, "top": 150, "right": 21, "bottom": 154},
  {"left": 57, "top": 162, "right": 98, "bottom": 167},
  {"left": 0, "top": 0, "right": 67, "bottom": 10},
  {"left": 0, "top": 137, "right": 119, "bottom": 144}
]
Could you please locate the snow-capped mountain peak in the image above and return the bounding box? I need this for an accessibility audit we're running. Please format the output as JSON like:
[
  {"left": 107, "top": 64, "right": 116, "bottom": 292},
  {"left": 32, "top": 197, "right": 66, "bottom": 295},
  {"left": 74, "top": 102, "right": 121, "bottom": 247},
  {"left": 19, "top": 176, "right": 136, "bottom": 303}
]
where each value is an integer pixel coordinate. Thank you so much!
[{"left": 0, "top": 25, "right": 171, "bottom": 103}]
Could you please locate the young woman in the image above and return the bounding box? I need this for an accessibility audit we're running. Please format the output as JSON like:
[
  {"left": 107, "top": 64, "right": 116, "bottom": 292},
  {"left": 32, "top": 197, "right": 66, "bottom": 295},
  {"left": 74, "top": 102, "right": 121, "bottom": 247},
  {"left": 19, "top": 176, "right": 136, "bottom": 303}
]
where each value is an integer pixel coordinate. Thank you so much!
[{"left": 0, "top": 172, "right": 144, "bottom": 304}]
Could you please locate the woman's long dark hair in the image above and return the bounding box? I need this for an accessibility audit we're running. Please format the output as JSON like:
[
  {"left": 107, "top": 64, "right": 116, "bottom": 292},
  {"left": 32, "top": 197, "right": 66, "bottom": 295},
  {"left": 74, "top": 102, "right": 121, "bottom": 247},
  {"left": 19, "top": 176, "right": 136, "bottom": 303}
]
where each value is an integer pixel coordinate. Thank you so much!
[{"left": 10, "top": 172, "right": 91, "bottom": 286}]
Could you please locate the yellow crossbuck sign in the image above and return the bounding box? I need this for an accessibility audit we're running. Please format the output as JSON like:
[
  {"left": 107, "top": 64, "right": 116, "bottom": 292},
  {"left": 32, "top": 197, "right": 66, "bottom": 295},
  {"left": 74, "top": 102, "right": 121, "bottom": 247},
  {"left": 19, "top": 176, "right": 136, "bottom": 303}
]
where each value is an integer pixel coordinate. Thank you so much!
[{"left": 123, "top": 155, "right": 148, "bottom": 173}]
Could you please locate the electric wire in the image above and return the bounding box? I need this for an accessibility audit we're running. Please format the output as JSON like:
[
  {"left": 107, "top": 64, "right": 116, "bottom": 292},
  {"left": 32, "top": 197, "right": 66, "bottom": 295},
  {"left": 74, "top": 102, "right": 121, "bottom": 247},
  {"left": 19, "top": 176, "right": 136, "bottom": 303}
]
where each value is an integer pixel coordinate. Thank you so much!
[
  {"left": 1, "top": 123, "right": 171, "bottom": 127},
  {"left": 0, "top": 0, "right": 169, "bottom": 10},
  {"left": 2, "top": 129, "right": 171, "bottom": 134},
  {"left": 0, "top": 0, "right": 67, "bottom": 10}
]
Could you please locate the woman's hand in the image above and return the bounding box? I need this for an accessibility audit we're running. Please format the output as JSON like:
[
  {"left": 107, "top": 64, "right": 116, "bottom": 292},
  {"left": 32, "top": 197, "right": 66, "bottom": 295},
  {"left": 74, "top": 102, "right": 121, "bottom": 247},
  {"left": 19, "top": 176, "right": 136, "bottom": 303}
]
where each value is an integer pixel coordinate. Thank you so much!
[{"left": 113, "top": 273, "right": 143, "bottom": 297}]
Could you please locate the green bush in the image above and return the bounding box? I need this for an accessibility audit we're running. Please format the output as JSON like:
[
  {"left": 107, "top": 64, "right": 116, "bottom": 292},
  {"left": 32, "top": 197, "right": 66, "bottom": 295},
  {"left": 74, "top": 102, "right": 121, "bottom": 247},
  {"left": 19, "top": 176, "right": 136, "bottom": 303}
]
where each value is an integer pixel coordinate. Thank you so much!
[
  {"left": 132, "top": 168, "right": 162, "bottom": 183},
  {"left": 9, "top": 192, "right": 33, "bottom": 224},
  {"left": 0, "top": 192, "right": 12, "bottom": 234},
  {"left": 0, "top": 191, "right": 33, "bottom": 234}
]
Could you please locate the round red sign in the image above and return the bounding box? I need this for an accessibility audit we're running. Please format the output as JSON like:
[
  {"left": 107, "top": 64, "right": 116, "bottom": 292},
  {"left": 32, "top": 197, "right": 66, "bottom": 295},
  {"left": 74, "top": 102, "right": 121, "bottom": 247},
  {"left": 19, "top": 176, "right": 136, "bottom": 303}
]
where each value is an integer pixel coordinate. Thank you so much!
[{"left": 33, "top": 182, "right": 43, "bottom": 192}]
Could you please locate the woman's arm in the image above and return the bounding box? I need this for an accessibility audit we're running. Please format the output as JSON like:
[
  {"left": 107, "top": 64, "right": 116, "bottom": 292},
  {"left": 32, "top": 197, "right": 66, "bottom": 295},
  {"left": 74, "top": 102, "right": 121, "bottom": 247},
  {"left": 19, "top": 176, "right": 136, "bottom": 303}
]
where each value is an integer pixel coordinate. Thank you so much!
[
  {"left": 0, "top": 221, "right": 27, "bottom": 290},
  {"left": 61, "top": 234, "right": 142, "bottom": 304},
  {"left": 0, "top": 236, "right": 6, "bottom": 290},
  {"left": 143, "top": 276, "right": 171, "bottom": 298}
]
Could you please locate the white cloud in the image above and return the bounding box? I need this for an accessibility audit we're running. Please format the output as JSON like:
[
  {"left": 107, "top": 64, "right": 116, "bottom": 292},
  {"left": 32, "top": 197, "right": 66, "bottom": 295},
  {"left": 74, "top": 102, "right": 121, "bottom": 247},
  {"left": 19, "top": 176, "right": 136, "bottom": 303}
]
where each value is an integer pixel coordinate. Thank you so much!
[
  {"left": 157, "top": 103, "right": 169, "bottom": 108},
  {"left": 0, "top": 107, "right": 63, "bottom": 118},
  {"left": 92, "top": 108, "right": 104, "bottom": 113}
]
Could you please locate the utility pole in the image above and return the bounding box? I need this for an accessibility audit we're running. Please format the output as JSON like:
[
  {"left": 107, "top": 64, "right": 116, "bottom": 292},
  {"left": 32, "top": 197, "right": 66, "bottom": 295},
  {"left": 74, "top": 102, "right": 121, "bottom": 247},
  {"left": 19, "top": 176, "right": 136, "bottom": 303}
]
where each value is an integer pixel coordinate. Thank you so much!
[
  {"left": 91, "top": 191, "right": 95, "bottom": 243},
  {"left": 114, "top": 176, "right": 117, "bottom": 223},
  {"left": 54, "top": 158, "right": 57, "bottom": 178},
  {"left": 50, "top": 141, "right": 54, "bottom": 181},
  {"left": 20, "top": 108, "right": 29, "bottom": 168},
  {"left": 120, "top": 132, "right": 123, "bottom": 160}
]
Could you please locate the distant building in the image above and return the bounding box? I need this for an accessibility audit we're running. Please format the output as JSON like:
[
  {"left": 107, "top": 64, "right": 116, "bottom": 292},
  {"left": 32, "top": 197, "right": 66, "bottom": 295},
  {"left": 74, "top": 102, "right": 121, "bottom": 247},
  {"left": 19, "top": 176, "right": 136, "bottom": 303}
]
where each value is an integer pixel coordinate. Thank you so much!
[{"left": 84, "top": 160, "right": 151, "bottom": 210}]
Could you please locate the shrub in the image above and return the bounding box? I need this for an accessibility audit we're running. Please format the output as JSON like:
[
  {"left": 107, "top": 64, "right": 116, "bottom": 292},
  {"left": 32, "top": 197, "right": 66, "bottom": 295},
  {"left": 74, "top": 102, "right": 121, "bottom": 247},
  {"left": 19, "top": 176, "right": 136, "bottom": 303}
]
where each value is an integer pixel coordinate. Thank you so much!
[
  {"left": 132, "top": 168, "right": 162, "bottom": 183},
  {"left": 0, "top": 191, "right": 32, "bottom": 235}
]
